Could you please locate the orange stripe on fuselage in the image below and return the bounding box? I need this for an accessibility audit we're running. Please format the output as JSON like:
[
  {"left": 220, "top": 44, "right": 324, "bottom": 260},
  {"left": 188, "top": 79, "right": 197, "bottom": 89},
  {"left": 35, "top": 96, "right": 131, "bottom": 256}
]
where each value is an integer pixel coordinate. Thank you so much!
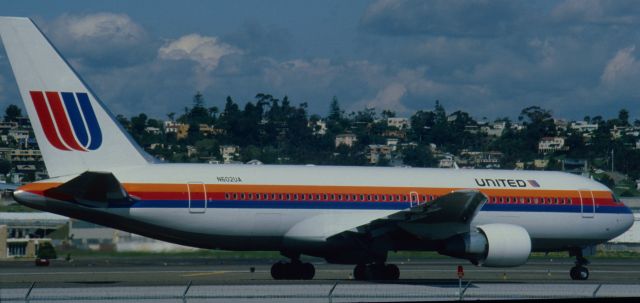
[{"left": 18, "top": 182, "right": 616, "bottom": 205}]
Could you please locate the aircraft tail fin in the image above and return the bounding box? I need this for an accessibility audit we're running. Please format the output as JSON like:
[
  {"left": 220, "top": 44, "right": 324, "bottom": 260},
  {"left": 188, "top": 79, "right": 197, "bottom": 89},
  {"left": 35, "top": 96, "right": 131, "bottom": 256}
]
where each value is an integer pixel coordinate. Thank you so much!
[{"left": 0, "top": 17, "right": 150, "bottom": 177}]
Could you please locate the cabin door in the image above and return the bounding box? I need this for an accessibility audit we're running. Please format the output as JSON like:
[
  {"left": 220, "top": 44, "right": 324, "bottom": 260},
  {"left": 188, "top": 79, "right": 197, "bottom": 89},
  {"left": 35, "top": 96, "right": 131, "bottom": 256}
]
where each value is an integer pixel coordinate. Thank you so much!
[
  {"left": 188, "top": 182, "right": 207, "bottom": 213},
  {"left": 410, "top": 191, "right": 420, "bottom": 207},
  {"left": 578, "top": 189, "right": 595, "bottom": 218}
]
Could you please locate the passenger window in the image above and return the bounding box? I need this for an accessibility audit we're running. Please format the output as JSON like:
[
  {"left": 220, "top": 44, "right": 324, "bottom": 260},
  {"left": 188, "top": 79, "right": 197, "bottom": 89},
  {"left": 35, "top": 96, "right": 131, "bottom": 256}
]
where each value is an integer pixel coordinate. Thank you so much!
[
  {"left": 331, "top": 194, "right": 336, "bottom": 200},
  {"left": 389, "top": 195, "right": 394, "bottom": 202},
  {"left": 381, "top": 195, "right": 386, "bottom": 201},
  {"left": 374, "top": 194, "right": 379, "bottom": 201},
  {"left": 360, "top": 194, "right": 365, "bottom": 201},
  {"left": 225, "top": 193, "right": 230, "bottom": 200},
  {"left": 248, "top": 193, "right": 253, "bottom": 200},
  {"left": 323, "top": 194, "right": 328, "bottom": 200},
  {"left": 352, "top": 194, "right": 357, "bottom": 201}
]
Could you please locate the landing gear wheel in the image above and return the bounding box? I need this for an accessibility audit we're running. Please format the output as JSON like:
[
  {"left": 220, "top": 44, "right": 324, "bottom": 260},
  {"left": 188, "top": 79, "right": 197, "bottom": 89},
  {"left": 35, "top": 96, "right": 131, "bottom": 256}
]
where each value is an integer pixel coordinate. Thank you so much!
[
  {"left": 570, "top": 266, "right": 589, "bottom": 280},
  {"left": 271, "top": 261, "right": 286, "bottom": 280},
  {"left": 385, "top": 264, "right": 400, "bottom": 280},
  {"left": 301, "top": 262, "right": 315, "bottom": 280},
  {"left": 354, "top": 264, "right": 367, "bottom": 280}
]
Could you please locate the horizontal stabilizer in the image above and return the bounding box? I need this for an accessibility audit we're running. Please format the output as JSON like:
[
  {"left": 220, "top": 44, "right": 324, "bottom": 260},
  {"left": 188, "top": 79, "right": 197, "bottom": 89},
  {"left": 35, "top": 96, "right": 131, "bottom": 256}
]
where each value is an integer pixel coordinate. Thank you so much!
[{"left": 45, "top": 171, "right": 128, "bottom": 207}]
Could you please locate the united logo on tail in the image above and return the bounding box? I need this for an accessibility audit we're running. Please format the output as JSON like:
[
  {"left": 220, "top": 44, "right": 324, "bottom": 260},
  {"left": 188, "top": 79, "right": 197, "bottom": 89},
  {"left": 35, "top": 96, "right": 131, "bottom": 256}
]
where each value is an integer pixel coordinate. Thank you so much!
[{"left": 29, "top": 91, "right": 102, "bottom": 151}]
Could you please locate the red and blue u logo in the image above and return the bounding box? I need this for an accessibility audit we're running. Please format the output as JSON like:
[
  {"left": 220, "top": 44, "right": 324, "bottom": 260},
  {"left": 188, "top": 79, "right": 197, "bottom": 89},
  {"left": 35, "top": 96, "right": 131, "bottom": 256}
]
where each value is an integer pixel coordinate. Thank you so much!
[{"left": 29, "top": 91, "right": 102, "bottom": 151}]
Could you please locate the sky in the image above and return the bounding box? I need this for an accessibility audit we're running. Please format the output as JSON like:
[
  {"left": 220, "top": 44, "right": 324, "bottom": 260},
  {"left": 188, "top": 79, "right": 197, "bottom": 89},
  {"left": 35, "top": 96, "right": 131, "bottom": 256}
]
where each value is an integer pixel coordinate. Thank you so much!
[{"left": 1, "top": 0, "right": 640, "bottom": 121}]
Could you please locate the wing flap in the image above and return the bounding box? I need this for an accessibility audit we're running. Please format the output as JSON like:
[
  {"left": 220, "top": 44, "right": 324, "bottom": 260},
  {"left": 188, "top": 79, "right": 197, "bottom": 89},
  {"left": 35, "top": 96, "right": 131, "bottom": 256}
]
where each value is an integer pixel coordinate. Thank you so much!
[{"left": 334, "top": 189, "right": 487, "bottom": 241}]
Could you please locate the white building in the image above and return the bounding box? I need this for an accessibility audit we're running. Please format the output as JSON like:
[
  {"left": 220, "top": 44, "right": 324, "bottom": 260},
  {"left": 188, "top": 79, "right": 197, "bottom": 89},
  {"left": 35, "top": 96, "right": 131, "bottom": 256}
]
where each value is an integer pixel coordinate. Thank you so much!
[
  {"left": 366, "top": 144, "right": 392, "bottom": 164},
  {"left": 308, "top": 120, "right": 327, "bottom": 135},
  {"left": 570, "top": 121, "right": 598, "bottom": 133},
  {"left": 144, "top": 126, "right": 161, "bottom": 135},
  {"left": 220, "top": 145, "right": 240, "bottom": 164},
  {"left": 481, "top": 121, "right": 506, "bottom": 137},
  {"left": 538, "top": 137, "right": 566, "bottom": 153},
  {"left": 387, "top": 117, "right": 410, "bottom": 130},
  {"left": 335, "top": 133, "right": 357, "bottom": 148}
]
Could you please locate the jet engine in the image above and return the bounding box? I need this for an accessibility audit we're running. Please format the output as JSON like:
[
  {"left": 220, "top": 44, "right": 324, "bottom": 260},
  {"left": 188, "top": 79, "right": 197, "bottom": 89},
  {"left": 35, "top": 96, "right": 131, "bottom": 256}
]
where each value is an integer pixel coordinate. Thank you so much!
[{"left": 440, "top": 223, "right": 531, "bottom": 267}]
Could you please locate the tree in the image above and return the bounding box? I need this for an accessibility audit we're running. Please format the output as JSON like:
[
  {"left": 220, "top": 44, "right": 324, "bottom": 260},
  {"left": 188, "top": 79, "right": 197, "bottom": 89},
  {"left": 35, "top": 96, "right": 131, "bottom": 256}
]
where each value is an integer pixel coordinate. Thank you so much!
[
  {"left": 37, "top": 242, "right": 57, "bottom": 259},
  {"left": 0, "top": 159, "right": 11, "bottom": 175},
  {"left": 4, "top": 104, "right": 22, "bottom": 122},
  {"left": 402, "top": 145, "right": 435, "bottom": 167},
  {"left": 328, "top": 96, "right": 343, "bottom": 122},
  {"left": 618, "top": 109, "right": 630, "bottom": 126}
]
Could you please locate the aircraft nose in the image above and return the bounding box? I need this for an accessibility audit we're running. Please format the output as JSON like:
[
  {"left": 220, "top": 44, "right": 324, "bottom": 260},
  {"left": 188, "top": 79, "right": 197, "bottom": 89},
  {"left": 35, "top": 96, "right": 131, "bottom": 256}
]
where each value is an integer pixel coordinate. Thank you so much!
[{"left": 622, "top": 208, "right": 635, "bottom": 232}]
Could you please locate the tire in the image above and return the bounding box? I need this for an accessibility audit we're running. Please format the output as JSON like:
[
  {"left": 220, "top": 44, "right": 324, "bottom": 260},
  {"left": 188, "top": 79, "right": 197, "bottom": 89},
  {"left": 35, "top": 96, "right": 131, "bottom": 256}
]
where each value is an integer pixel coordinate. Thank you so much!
[
  {"left": 578, "top": 267, "right": 589, "bottom": 280},
  {"left": 271, "top": 262, "right": 286, "bottom": 280},
  {"left": 302, "top": 263, "right": 315, "bottom": 280},
  {"left": 385, "top": 264, "right": 400, "bottom": 280},
  {"left": 570, "top": 266, "right": 589, "bottom": 280},
  {"left": 354, "top": 264, "right": 367, "bottom": 280}
]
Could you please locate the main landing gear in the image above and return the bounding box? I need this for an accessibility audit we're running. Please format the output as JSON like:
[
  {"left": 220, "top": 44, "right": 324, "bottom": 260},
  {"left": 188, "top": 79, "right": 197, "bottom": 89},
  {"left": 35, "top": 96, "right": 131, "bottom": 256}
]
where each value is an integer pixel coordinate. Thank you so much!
[
  {"left": 270, "top": 259, "right": 315, "bottom": 280},
  {"left": 353, "top": 263, "right": 400, "bottom": 280},
  {"left": 569, "top": 252, "right": 590, "bottom": 280}
]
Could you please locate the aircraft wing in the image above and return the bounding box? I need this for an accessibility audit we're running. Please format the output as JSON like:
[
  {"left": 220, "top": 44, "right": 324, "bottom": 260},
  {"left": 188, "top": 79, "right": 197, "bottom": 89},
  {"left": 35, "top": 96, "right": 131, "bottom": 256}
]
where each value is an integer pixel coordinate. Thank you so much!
[{"left": 329, "top": 190, "right": 487, "bottom": 242}]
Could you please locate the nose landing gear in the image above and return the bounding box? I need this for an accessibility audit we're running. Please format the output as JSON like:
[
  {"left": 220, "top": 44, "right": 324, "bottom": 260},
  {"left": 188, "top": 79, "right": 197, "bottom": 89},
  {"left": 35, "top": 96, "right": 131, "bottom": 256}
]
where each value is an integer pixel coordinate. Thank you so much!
[{"left": 569, "top": 253, "right": 590, "bottom": 280}]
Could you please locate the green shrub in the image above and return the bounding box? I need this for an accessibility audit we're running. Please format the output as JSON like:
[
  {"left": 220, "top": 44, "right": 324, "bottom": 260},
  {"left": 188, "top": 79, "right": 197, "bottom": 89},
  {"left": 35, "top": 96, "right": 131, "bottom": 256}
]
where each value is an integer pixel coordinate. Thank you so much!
[{"left": 37, "top": 242, "right": 57, "bottom": 259}]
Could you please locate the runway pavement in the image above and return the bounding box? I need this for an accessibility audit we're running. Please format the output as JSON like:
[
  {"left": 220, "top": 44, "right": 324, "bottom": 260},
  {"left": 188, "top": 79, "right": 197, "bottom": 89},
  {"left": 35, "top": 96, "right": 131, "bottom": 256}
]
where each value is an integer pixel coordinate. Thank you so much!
[{"left": 1, "top": 257, "right": 640, "bottom": 301}]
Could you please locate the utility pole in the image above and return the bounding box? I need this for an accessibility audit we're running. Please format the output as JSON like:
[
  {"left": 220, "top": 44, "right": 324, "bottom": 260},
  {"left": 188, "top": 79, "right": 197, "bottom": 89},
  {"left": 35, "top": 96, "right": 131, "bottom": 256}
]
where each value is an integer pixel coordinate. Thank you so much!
[{"left": 611, "top": 149, "right": 614, "bottom": 172}]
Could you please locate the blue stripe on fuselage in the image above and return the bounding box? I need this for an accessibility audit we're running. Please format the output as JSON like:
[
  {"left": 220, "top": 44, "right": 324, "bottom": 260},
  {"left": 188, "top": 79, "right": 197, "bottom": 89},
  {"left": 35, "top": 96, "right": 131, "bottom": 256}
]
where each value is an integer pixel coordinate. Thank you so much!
[{"left": 110, "top": 199, "right": 632, "bottom": 214}]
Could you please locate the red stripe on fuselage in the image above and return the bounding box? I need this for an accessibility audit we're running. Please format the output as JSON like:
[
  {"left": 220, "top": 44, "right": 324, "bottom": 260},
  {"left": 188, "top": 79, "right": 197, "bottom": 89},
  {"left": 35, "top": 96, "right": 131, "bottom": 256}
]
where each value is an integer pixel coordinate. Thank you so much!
[
  {"left": 30, "top": 91, "right": 70, "bottom": 151},
  {"left": 45, "top": 92, "right": 85, "bottom": 151}
]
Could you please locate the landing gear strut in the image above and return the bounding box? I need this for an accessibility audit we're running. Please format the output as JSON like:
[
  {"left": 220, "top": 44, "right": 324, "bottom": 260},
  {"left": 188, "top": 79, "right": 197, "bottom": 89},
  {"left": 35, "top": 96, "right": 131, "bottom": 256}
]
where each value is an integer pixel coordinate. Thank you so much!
[
  {"left": 353, "top": 263, "right": 400, "bottom": 280},
  {"left": 271, "top": 259, "right": 315, "bottom": 280},
  {"left": 569, "top": 251, "right": 590, "bottom": 280}
]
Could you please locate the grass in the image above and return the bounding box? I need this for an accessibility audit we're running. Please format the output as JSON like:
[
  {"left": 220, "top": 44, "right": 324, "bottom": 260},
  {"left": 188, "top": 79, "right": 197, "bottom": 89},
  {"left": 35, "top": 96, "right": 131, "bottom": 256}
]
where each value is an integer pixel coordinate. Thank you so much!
[{"left": 0, "top": 202, "right": 38, "bottom": 212}]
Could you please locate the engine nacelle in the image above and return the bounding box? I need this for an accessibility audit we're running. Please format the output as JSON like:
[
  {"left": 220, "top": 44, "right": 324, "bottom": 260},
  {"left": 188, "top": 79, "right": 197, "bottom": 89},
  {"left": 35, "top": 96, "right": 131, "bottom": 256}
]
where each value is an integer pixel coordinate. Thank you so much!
[
  {"left": 440, "top": 223, "right": 531, "bottom": 267},
  {"left": 477, "top": 223, "right": 531, "bottom": 267}
]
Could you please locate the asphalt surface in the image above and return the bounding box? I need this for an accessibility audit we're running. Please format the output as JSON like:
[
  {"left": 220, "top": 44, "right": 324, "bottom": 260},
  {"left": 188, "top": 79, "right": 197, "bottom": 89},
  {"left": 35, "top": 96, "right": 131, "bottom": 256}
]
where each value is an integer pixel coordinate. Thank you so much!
[
  {"left": 2, "top": 257, "right": 640, "bottom": 301},
  {"left": 2, "top": 256, "right": 640, "bottom": 287}
]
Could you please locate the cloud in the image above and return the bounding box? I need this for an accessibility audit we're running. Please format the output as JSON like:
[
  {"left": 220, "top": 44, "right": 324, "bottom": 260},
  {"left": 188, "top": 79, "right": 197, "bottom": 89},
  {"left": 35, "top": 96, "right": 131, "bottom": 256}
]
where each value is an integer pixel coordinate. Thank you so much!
[
  {"left": 360, "top": 0, "right": 523, "bottom": 37},
  {"left": 354, "top": 83, "right": 408, "bottom": 112},
  {"left": 47, "top": 13, "right": 153, "bottom": 67},
  {"left": 551, "top": 0, "right": 640, "bottom": 25},
  {"left": 599, "top": 46, "right": 640, "bottom": 102},
  {"left": 223, "top": 22, "right": 292, "bottom": 58},
  {"left": 158, "top": 34, "right": 241, "bottom": 71}
]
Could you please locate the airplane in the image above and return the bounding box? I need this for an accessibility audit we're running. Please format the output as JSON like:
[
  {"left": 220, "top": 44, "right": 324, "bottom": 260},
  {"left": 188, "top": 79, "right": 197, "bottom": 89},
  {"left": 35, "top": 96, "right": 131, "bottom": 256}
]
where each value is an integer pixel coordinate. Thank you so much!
[{"left": 0, "top": 16, "right": 634, "bottom": 281}]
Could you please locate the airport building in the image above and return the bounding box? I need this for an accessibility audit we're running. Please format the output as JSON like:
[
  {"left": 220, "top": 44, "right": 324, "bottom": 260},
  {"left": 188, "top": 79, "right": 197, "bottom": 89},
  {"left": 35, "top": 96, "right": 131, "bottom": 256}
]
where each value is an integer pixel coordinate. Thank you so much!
[{"left": 1, "top": 211, "right": 196, "bottom": 258}]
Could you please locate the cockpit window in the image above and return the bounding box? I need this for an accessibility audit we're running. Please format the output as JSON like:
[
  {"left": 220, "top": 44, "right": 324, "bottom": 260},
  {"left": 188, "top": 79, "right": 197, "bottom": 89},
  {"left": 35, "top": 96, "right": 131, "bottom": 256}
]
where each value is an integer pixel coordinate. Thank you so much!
[{"left": 612, "top": 193, "right": 622, "bottom": 204}]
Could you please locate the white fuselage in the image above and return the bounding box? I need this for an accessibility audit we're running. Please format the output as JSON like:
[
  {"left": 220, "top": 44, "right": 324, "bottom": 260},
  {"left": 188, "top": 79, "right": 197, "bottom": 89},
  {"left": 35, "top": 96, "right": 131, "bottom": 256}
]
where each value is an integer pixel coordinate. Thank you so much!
[{"left": 15, "top": 164, "right": 635, "bottom": 256}]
